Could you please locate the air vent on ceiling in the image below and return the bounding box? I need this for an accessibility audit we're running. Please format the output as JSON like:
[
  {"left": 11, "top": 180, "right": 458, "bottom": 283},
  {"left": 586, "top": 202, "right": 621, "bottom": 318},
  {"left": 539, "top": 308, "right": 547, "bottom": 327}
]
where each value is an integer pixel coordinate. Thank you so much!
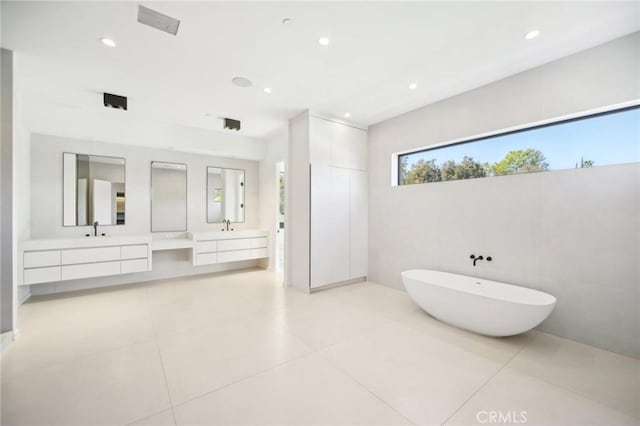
[
  {"left": 224, "top": 118, "right": 241, "bottom": 131},
  {"left": 137, "top": 5, "right": 180, "bottom": 36},
  {"left": 103, "top": 93, "right": 127, "bottom": 110}
]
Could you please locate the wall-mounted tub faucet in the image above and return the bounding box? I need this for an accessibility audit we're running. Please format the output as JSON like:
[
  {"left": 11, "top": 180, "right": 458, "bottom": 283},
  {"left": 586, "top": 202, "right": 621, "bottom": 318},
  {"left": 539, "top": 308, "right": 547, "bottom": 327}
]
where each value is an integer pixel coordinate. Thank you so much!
[{"left": 470, "top": 254, "right": 492, "bottom": 267}]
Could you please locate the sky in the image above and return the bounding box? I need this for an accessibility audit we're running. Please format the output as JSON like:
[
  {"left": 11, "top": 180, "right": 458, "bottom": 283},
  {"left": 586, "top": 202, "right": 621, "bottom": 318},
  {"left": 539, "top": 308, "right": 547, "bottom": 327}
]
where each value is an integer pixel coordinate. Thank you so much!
[{"left": 403, "top": 107, "right": 640, "bottom": 170}]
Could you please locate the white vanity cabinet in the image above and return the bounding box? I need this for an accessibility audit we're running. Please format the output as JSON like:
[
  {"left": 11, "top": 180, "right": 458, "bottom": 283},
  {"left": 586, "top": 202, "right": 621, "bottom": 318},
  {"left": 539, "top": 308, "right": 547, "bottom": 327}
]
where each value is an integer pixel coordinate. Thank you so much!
[
  {"left": 20, "top": 236, "right": 152, "bottom": 286},
  {"left": 190, "top": 231, "right": 268, "bottom": 266}
]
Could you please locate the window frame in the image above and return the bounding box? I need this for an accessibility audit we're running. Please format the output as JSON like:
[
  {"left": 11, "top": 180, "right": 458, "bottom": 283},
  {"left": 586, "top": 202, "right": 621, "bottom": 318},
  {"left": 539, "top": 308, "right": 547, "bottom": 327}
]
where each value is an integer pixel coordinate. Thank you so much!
[{"left": 393, "top": 101, "right": 640, "bottom": 186}]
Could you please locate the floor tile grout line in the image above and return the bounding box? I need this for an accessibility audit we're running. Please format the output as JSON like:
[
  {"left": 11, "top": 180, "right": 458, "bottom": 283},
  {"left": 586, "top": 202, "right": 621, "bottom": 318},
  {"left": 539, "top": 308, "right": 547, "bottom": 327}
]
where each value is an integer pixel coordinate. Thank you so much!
[
  {"left": 501, "top": 333, "right": 639, "bottom": 420},
  {"left": 169, "top": 351, "right": 314, "bottom": 411},
  {"left": 503, "top": 364, "right": 640, "bottom": 418},
  {"left": 125, "top": 407, "right": 174, "bottom": 426},
  {"left": 148, "top": 300, "right": 179, "bottom": 426},
  {"left": 316, "top": 350, "right": 418, "bottom": 426},
  {"left": 439, "top": 342, "right": 529, "bottom": 426},
  {"left": 2, "top": 334, "right": 157, "bottom": 381}
]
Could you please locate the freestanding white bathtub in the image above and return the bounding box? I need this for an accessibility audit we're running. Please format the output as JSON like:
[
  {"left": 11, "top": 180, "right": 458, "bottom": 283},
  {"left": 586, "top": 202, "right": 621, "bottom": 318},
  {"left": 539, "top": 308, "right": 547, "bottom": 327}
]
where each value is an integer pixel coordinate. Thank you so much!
[{"left": 401, "top": 270, "right": 556, "bottom": 336}]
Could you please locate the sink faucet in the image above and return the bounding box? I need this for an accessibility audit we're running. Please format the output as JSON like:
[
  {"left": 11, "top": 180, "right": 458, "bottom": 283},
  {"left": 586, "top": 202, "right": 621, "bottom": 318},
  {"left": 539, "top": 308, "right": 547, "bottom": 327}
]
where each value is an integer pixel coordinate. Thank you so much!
[
  {"left": 221, "top": 219, "right": 233, "bottom": 232},
  {"left": 93, "top": 221, "right": 99, "bottom": 237}
]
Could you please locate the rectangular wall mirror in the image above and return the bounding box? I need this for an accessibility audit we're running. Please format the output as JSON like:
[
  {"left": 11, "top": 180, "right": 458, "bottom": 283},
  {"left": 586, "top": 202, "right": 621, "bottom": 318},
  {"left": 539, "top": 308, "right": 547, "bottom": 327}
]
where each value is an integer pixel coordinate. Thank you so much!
[
  {"left": 63, "top": 153, "right": 126, "bottom": 226},
  {"left": 151, "top": 161, "right": 187, "bottom": 232},
  {"left": 207, "top": 167, "right": 245, "bottom": 223}
]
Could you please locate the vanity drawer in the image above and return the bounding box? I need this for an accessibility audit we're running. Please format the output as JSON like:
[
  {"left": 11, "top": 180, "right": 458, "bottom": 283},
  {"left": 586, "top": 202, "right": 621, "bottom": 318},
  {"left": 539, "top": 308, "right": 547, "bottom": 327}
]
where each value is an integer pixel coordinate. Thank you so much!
[
  {"left": 121, "top": 258, "right": 148, "bottom": 274},
  {"left": 196, "top": 253, "right": 217, "bottom": 265},
  {"left": 24, "top": 250, "right": 61, "bottom": 268},
  {"left": 61, "top": 261, "right": 120, "bottom": 281},
  {"left": 61, "top": 246, "right": 121, "bottom": 265},
  {"left": 196, "top": 241, "right": 218, "bottom": 254},
  {"left": 250, "top": 248, "right": 268, "bottom": 259},
  {"left": 249, "top": 237, "right": 267, "bottom": 249},
  {"left": 217, "top": 249, "right": 252, "bottom": 263},
  {"left": 121, "top": 245, "right": 148, "bottom": 260},
  {"left": 217, "top": 239, "right": 251, "bottom": 252},
  {"left": 24, "top": 266, "right": 61, "bottom": 285}
]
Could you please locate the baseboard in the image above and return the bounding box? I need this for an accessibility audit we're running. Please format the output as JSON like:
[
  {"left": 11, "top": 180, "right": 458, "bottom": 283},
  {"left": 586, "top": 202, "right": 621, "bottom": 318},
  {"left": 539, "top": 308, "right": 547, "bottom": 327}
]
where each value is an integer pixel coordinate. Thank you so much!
[
  {"left": 18, "top": 287, "right": 31, "bottom": 304},
  {"left": 1, "top": 330, "right": 17, "bottom": 352},
  {"left": 309, "top": 276, "right": 366, "bottom": 293}
]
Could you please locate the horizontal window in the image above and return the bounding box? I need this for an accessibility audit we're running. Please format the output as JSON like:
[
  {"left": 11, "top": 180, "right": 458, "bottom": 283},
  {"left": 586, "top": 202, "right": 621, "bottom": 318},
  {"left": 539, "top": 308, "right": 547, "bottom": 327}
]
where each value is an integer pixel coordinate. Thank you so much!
[{"left": 397, "top": 105, "right": 639, "bottom": 186}]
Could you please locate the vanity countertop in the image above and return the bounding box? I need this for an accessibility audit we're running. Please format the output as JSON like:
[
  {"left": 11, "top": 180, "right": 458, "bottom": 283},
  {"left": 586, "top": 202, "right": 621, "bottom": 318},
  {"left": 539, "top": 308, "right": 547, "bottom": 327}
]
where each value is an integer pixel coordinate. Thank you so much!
[
  {"left": 21, "top": 234, "right": 152, "bottom": 251},
  {"left": 189, "top": 229, "right": 269, "bottom": 240}
]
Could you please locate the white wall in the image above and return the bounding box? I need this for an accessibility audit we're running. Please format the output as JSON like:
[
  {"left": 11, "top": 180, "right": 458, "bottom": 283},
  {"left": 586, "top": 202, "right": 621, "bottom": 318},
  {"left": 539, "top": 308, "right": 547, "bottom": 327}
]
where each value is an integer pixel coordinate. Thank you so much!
[
  {"left": 22, "top": 100, "right": 267, "bottom": 161},
  {"left": 1, "top": 48, "right": 14, "bottom": 334},
  {"left": 1, "top": 49, "right": 31, "bottom": 339},
  {"left": 258, "top": 128, "right": 287, "bottom": 273},
  {"left": 28, "top": 133, "right": 262, "bottom": 295},
  {"left": 31, "top": 134, "right": 259, "bottom": 238},
  {"left": 368, "top": 33, "right": 640, "bottom": 357},
  {"left": 287, "top": 112, "right": 311, "bottom": 291}
]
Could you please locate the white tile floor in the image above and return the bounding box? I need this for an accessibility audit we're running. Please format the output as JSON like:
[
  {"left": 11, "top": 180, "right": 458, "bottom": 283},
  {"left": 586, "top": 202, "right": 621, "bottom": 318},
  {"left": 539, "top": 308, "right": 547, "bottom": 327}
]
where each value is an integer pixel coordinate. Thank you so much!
[{"left": 1, "top": 269, "right": 638, "bottom": 426}]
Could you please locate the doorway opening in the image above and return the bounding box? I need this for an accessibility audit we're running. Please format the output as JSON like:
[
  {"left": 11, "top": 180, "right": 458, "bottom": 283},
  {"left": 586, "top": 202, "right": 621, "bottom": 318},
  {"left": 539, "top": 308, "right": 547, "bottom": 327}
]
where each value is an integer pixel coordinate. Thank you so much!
[{"left": 275, "top": 161, "right": 286, "bottom": 281}]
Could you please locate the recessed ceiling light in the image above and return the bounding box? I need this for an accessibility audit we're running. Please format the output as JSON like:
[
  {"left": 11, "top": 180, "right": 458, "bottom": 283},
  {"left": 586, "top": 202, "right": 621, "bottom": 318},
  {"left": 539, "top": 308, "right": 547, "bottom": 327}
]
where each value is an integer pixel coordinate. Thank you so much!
[
  {"left": 282, "top": 18, "right": 293, "bottom": 25},
  {"left": 344, "top": 112, "right": 351, "bottom": 118},
  {"left": 263, "top": 87, "right": 272, "bottom": 94},
  {"left": 100, "top": 38, "right": 117, "bottom": 48},
  {"left": 318, "top": 37, "right": 330, "bottom": 46},
  {"left": 524, "top": 29, "right": 541, "bottom": 40},
  {"left": 232, "top": 77, "right": 252, "bottom": 87},
  {"left": 409, "top": 83, "right": 418, "bottom": 90}
]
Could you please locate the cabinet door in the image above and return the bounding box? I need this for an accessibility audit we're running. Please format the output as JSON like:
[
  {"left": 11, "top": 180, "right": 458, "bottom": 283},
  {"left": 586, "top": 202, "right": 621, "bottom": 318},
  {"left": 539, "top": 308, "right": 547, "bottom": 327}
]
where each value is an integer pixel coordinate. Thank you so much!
[
  {"left": 121, "top": 259, "right": 148, "bottom": 274},
  {"left": 330, "top": 122, "right": 351, "bottom": 168},
  {"left": 24, "top": 250, "right": 61, "bottom": 268},
  {"left": 331, "top": 122, "right": 367, "bottom": 170},
  {"left": 328, "top": 167, "right": 351, "bottom": 284},
  {"left": 61, "top": 246, "right": 120, "bottom": 265},
  {"left": 309, "top": 116, "right": 331, "bottom": 167},
  {"left": 24, "top": 266, "right": 61, "bottom": 285},
  {"left": 61, "top": 261, "right": 120, "bottom": 281},
  {"left": 121, "top": 245, "right": 148, "bottom": 260},
  {"left": 349, "top": 127, "right": 367, "bottom": 171},
  {"left": 310, "top": 164, "right": 333, "bottom": 288},
  {"left": 350, "top": 170, "right": 368, "bottom": 279}
]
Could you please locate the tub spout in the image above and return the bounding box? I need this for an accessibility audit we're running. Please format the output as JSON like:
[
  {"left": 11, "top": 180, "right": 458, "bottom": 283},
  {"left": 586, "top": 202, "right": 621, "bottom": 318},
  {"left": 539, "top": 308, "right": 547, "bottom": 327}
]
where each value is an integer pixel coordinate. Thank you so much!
[{"left": 470, "top": 254, "right": 483, "bottom": 266}]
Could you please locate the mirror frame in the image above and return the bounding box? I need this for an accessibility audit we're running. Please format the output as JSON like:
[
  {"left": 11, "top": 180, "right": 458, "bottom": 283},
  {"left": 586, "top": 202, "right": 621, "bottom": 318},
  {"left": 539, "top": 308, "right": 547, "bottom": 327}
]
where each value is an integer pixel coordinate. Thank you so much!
[
  {"left": 62, "top": 152, "right": 127, "bottom": 227},
  {"left": 150, "top": 161, "right": 188, "bottom": 232},
  {"left": 206, "top": 166, "right": 246, "bottom": 224}
]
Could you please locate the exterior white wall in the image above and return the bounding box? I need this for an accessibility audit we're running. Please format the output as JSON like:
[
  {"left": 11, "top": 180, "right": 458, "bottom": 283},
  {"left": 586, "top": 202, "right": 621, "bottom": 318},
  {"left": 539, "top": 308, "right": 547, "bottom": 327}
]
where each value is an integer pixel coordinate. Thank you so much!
[{"left": 367, "top": 33, "right": 640, "bottom": 357}]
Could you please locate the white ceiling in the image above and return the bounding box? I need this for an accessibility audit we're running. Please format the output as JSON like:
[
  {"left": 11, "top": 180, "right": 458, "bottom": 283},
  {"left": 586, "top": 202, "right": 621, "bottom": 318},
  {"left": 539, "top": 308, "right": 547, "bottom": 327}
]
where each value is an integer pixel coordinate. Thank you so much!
[{"left": 2, "top": 1, "right": 639, "bottom": 143}]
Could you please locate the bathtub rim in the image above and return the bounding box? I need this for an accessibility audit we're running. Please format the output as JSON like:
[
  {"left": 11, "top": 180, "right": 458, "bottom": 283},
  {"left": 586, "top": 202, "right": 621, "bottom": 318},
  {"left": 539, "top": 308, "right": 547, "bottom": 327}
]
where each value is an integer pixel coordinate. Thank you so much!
[{"left": 401, "top": 269, "right": 556, "bottom": 308}]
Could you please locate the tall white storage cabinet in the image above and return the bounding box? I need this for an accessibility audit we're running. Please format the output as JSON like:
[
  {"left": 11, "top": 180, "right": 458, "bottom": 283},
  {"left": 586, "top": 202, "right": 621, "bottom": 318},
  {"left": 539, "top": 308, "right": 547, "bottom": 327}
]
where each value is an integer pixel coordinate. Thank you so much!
[{"left": 289, "top": 111, "right": 367, "bottom": 290}]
